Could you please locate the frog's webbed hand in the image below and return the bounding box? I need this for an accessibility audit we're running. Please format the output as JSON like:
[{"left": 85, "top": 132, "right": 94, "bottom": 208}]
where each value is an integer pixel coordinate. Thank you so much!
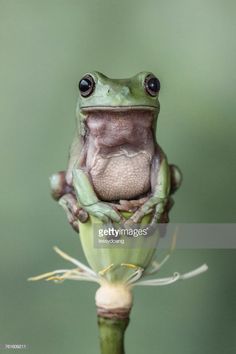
[
  {"left": 124, "top": 196, "right": 168, "bottom": 228},
  {"left": 50, "top": 171, "right": 88, "bottom": 232},
  {"left": 72, "top": 169, "right": 121, "bottom": 223}
]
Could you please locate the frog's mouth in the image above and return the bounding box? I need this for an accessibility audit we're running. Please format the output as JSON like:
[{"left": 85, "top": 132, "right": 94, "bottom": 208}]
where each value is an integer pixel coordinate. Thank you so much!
[{"left": 81, "top": 105, "right": 158, "bottom": 112}]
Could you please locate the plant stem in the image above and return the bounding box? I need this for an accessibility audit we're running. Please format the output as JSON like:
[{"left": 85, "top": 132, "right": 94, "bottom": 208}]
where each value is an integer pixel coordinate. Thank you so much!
[{"left": 98, "top": 316, "right": 129, "bottom": 354}]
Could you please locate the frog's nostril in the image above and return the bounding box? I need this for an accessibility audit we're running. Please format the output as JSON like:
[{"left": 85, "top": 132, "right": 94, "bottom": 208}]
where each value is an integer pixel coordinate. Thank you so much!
[{"left": 121, "top": 87, "right": 130, "bottom": 96}]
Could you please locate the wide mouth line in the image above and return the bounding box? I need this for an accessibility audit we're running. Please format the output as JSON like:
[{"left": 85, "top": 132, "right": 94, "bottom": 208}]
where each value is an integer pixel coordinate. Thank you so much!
[{"left": 81, "top": 105, "right": 157, "bottom": 112}]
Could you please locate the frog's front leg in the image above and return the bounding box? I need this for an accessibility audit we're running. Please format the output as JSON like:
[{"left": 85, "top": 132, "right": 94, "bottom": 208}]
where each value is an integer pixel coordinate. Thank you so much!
[
  {"left": 125, "top": 157, "right": 182, "bottom": 226},
  {"left": 50, "top": 171, "right": 88, "bottom": 232},
  {"left": 72, "top": 169, "right": 122, "bottom": 223}
]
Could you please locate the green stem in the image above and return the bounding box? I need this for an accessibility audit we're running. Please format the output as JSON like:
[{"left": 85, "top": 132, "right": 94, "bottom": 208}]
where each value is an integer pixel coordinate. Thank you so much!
[{"left": 98, "top": 316, "right": 129, "bottom": 354}]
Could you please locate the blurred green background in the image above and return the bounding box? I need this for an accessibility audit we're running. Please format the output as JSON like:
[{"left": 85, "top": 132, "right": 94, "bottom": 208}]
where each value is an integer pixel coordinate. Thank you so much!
[{"left": 0, "top": 0, "right": 235, "bottom": 353}]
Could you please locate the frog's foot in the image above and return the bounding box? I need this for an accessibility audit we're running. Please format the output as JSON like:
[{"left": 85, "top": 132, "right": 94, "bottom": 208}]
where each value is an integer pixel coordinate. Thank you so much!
[
  {"left": 111, "top": 197, "right": 149, "bottom": 213},
  {"left": 123, "top": 196, "right": 166, "bottom": 227},
  {"left": 49, "top": 171, "right": 73, "bottom": 201},
  {"left": 59, "top": 193, "right": 88, "bottom": 232},
  {"left": 83, "top": 201, "right": 122, "bottom": 224},
  {"left": 169, "top": 164, "right": 182, "bottom": 195}
]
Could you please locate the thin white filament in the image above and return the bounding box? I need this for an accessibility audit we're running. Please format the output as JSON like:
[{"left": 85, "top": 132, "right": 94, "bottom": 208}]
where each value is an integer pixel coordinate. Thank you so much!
[
  {"left": 135, "top": 264, "right": 208, "bottom": 286},
  {"left": 53, "top": 246, "right": 97, "bottom": 278}
]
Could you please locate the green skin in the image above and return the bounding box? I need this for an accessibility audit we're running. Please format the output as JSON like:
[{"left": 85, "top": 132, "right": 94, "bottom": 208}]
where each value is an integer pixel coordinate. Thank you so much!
[
  {"left": 98, "top": 316, "right": 129, "bottom": 354},
  {"left": 50, "top": 72, "right": 181, "bottom": 230}
]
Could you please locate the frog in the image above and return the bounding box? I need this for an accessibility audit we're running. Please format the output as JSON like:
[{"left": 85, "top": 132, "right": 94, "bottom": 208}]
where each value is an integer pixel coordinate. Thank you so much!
[{"left": 50, "top": 71, "right": 182, "bottom": 232}]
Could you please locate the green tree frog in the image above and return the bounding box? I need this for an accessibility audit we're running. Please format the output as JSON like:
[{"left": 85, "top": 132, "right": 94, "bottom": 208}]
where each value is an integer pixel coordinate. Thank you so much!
[{"left": 50, "top": 72, "right": 182, "bottom": 231}]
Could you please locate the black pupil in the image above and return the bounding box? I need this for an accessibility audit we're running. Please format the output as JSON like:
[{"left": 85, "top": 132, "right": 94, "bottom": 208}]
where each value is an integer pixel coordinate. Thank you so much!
[
  {"left": 79, "top": 78, "right": 92, "bottom": 92},
  {"left": 148, "top": 77, "right": 160, "bottom": 92}
]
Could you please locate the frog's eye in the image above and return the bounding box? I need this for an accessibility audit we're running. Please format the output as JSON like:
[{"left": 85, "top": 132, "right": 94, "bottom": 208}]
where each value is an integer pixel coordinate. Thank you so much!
[
  {"left": 78, "top": 75, "right": 95, "bottom": 97},
  {"left": 144, "top": 74, "right": 160, "bottom": 96}
]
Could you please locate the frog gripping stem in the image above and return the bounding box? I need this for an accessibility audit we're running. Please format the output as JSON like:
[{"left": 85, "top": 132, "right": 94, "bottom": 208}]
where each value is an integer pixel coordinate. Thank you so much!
[{"left": 36, "top": 72, "right": 208, "bottom": 354}]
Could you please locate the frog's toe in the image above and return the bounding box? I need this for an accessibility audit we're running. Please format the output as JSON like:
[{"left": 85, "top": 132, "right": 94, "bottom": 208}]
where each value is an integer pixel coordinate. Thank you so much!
[
  {"left": 93, "top": 212, "right": 109, "bottom": 223},
  {"left": 97, "top": 209, "right": 121, "bottom": 223},
  {"left": 107, "top": 209, "right": 121, "bottom": 223},
  {"left": 123, "top": 218, "right": 136, "bottom": 228},
  {"left": 59, "top": 193, "right": 89, "bottom": 231},
  {"left": 77, "top": 208, "right": 89, "bottom": 223},
  {"left": 127, "top": 207, "right": 153, "bottom": 225},
  {"left": 93, "top": 202, "right": 121, "bottom": 223}
]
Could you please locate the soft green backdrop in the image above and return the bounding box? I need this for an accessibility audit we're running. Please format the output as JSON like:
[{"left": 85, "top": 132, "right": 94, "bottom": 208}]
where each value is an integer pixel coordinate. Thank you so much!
[{"left": 0, "top": 1, "right": 235, "bottom": 353}]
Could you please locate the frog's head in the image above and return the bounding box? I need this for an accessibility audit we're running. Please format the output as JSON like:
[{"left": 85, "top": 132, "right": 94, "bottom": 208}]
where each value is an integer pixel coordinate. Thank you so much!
[{"left": 76, "top": 71, "right": 161, "bottom": 137}]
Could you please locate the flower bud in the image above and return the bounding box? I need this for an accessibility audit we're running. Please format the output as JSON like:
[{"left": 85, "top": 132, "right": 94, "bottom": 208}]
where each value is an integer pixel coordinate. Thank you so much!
[{"left": 78, "top": 213, "right": 160, "bottom": 283}]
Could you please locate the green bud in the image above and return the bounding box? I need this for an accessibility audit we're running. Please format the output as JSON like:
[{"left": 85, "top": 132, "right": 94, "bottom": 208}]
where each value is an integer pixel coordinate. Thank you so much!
[{"left": 78, "top": 212, "right": 160, "bottom": 283}]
